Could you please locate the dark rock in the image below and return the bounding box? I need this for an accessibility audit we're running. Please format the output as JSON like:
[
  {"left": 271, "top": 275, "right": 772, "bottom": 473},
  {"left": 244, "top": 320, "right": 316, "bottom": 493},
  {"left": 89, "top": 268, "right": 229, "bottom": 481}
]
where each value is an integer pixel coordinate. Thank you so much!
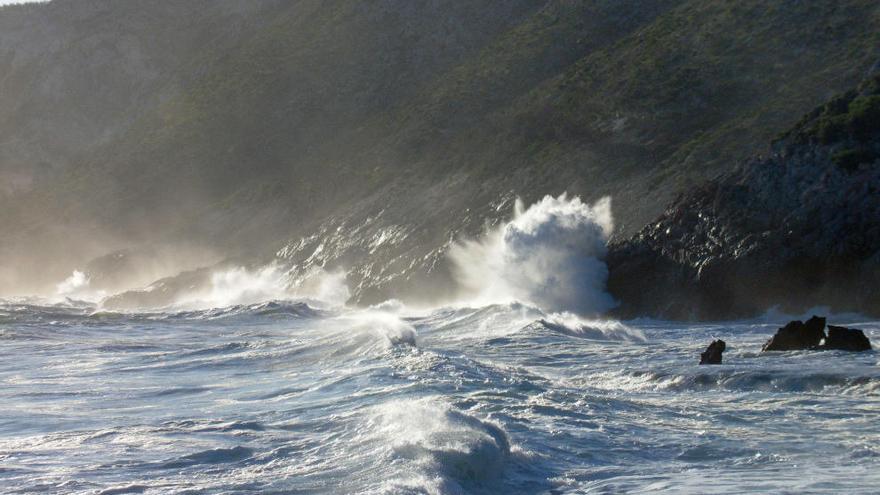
[
  {"left": 821, "top": 325, "right": 872, "bottom": 351},
  {"left": 761, "top": 316, "right": 826, "bottom": 351},
  {"left": 100, "top": 266, "right": 216, "bottom": 310},
  {"left": 699, "top": 339, "right": 726, "bottom": 364},
  {"left": 606, "top": 73, "right": 880, "bottom": 321}
]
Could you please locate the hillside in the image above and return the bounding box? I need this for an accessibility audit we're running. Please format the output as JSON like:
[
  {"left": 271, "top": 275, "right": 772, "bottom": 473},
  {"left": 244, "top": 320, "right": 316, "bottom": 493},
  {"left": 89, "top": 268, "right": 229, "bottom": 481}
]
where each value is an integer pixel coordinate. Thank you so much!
[
  {"left": 608, "top": 72, "right": 880, "bottom": 319},
  {"left": 1, "top": 0, "right": 879, "bottom": 303},
  {"left": 0, "top": 0, "right": 285, "bottom": 291}
]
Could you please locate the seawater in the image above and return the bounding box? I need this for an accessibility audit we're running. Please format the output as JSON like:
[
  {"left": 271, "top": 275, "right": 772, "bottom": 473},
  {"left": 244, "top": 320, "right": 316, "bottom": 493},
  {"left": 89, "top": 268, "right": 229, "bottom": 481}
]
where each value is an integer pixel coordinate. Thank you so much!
[{"left": 1, "top": 299, "right": 878, "bottom": 494}]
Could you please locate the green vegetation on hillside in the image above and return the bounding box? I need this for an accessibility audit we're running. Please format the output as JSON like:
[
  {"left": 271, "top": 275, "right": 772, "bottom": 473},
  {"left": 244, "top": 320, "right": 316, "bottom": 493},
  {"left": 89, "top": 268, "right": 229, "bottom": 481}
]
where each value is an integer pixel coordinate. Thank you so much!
[{"left": 1, "top": 0, "right": 879, "bottom": 295}]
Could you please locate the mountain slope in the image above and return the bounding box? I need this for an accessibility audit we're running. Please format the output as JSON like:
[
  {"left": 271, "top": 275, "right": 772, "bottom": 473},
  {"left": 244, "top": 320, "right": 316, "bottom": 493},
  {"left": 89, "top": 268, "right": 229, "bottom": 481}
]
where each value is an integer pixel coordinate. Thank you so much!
[
  {"left": 607, "top": 72, "right": 880, "bottom": 319},
  {"left": 1, "top": 0, "right": 879, "bottom": 303}
]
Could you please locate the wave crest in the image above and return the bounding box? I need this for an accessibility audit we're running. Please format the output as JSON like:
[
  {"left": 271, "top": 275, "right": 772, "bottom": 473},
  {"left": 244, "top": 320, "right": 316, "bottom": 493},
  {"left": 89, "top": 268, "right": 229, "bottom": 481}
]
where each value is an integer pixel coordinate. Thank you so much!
[{"left": 370, "top": 398, "right": 511, "bottom": 493}]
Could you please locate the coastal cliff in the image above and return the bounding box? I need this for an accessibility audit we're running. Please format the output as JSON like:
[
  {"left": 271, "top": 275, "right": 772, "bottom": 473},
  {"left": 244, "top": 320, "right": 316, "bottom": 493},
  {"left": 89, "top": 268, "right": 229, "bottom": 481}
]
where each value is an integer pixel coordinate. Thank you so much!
[{"left": 608, "top": 72, "right": 880, "bottom": 319}]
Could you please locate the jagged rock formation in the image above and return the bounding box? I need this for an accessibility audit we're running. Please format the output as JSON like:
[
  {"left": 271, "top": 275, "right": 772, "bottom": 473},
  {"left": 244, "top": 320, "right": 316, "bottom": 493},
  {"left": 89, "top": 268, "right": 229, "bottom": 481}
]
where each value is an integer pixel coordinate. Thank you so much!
[
  {"left": 822, "top": 325, "right": 872, "bottom": 351},
  {"left": 759, "top": 316, "right": 872, "bottom": 352},
  {"left": 608, "top": 74, "right": 880, "bottom": 320},
  {"left": 699, "top": 339, "right": 726, "bottom": 365},
  {"left": 761, "top": 316, "right": 827, "bottom": 351}
]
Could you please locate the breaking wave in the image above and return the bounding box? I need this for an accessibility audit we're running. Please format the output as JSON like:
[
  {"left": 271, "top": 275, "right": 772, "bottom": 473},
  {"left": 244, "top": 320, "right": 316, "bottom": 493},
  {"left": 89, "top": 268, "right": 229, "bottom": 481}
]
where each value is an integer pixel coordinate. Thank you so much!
[
  {"left": 449, "top": 194, "right": 615, "bottom": 315},
  {"left": 534, "top": 313, "right": 646, "bottom": 342},
  {"left": 2, "top": 297, "right": 878, "bottom": 493},
  {"left": 368, "top": 398, "right": 513, "bottom": 493}
]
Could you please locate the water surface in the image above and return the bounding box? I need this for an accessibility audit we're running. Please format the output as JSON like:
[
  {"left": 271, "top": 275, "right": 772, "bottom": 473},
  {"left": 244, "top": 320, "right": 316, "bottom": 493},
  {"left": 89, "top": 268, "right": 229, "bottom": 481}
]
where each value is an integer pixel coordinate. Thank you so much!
[{"left": 1, "top": 300, "right": 878, "bottom": 493}]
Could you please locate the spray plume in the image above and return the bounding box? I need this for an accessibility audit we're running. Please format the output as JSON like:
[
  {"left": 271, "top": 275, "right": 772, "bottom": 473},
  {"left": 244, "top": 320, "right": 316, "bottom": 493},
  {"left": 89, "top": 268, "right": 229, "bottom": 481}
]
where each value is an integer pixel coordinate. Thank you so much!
[{"left": 449, "top": 193, "right": 616, "bottom": 315}]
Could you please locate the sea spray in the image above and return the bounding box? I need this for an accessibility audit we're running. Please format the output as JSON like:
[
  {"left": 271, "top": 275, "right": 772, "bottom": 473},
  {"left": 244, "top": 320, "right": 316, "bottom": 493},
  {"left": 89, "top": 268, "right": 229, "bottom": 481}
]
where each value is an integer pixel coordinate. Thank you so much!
[
  {"left": 201, "top": 265, "right": 292, "bottom": 308},
  {"left": 56, "top": 270, "right": 91, "bottom": 296},
  {"left": 449, "top": 193, "right": 615, "bottom": 315},
  {"left": 157, "top": 264, "right": 351, "bottom": 310},
  {"left": 285, "top": 266, "right": 351, "bottom": 308},
  {"left": 55, "top": 270, "right": 107, "bottom": 302}
]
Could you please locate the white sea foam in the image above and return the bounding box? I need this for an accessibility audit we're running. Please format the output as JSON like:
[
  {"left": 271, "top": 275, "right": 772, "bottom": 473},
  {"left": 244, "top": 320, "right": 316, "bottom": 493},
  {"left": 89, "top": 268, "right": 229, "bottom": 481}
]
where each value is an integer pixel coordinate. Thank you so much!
[
  {"left": 2, "top": 300, "right": 878, "bottom": 493},
  {"left": 538, "top": 312, "right": 646, "bottom": 342},
  {"left": 449, "top": 193, "right": 615, "bottom": 315},
  {"left": 369, "top": 398, "right": 511, "bottom": 493},
  {"left": 341, "top": 311, "right": 418, "bottom": 348}
]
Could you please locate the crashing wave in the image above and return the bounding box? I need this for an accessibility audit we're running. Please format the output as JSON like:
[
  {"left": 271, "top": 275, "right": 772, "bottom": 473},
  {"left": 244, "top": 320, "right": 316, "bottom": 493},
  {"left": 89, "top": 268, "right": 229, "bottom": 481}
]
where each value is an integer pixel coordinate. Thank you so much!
[
  {"left": 449, "top": 193, "right": 616, "bottom": 315},
  {"left": 368, "top": 398, "right": 512, "bottom": 493},
  {"left": 532, "top": 313, "right": 646, "bottom": 342}
]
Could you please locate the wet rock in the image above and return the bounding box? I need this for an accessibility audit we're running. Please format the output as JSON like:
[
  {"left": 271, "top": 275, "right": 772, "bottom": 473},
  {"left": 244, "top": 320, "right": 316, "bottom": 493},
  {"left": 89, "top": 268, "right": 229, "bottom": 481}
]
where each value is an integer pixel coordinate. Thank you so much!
[
  {"left": 761, "top": 316, "right": 826, "bottom": 351},
  {"left": 699, "top": 339, "right": 726, "bottom": 364},
  {"left": 821, "top": 325, "right": 872, "bottom": 351}
]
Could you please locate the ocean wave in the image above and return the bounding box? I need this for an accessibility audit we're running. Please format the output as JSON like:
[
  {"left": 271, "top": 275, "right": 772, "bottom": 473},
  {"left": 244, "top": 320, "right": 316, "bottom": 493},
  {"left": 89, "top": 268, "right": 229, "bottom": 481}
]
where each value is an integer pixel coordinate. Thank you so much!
[
  {"left": 158, "top": 446, "right": 253, "bottom": 469},
  {"left": 532, "top": 313, "right": 646, "bottom": 342},
  {"left": 414, "top": 302, "right": 543, "bottom": 331},
  {"left": 335, "top": 311, "right": 418, "bottom": 348},
  {"left": 1, "top": 298, "right": 324, "bottom": 326},
  {"left": 150, "top": 300, "right": 324, "bottom": 321},
  {"left": 159, "top": 419, "right": 266, "bottom": 433},
  {"left": 582, "top": 369, "right": 880, "bottom": 395},
  {"left": 97, "top": 484, "right": 150, "bottom": 495},
  {"left": 3, "top": 296, "right": 879, "bottom": 493},
  {"left": 368, "top": 398, "right": 512, "bottom": 493}
]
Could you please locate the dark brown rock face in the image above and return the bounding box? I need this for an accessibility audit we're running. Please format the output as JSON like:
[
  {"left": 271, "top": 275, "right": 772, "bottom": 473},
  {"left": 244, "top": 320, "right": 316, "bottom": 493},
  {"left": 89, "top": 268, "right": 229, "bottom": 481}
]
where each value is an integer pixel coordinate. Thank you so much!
[
  {"left": 761, "top": 316, "right": 826, "bottom": 351},
  {"left": 760, "top": 317, "right": 873, "bottom": 352},
  {"left": 606, "top": 74, "right": 880, "bottom": 321},
  {"left": 821, "top": 325, "right": 872, "bottom": 351},
  {"left": 699, "top": 339, "right": 726, "bottom": 365}
]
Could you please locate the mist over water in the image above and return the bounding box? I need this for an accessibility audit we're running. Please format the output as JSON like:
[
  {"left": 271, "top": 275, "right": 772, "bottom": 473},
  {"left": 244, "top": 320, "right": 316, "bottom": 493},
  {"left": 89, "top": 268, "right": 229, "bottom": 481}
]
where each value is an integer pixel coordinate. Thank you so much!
[
  {"left": 1, "top": 195, "right": 878, "bottom": 494},
  {"left": 37, "top": 194, "right": 615, "bottom": 317},
  {"left": 55, "top": 270, "right": 94, "bottom": 298},
  {"left": 450, "top": 194, "right": 616, "bottom": 315},
  {"left": 172, "top": 265, "right": 350, "bottom": 311}
]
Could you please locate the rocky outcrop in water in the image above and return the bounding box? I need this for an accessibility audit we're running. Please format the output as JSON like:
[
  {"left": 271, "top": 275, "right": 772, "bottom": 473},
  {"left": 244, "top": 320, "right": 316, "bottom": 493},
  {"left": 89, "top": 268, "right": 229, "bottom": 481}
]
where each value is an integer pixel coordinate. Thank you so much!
[
  {"left": 607, "top": 73, "right": 880, "bottom": 320},
  {"left": 760, "top": 316, "right": 872, "bottom": 352},
  {"left": 761, "top": 316, "right": 826, "bottom": 351},
  {"left": 699, "top": 339, "right": 726, "bottom": 365},
  {"left": 821, "top": 325, "right": 872, "bottom": 352},
  {"left": 100, "top": 267, "right": 215, "bottom": 310}
]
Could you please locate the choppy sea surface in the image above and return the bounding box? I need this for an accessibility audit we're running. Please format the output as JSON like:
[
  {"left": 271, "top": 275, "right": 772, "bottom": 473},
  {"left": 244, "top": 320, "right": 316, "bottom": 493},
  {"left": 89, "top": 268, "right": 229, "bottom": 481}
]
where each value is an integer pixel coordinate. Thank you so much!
[{"left": 1, "top": 299, "right": 878, "bottom": 494}]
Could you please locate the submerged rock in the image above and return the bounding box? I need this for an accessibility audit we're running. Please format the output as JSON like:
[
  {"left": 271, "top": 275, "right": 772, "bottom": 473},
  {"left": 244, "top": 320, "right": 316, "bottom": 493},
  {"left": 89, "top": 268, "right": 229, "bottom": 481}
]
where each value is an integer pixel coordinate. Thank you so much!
[
  {"left": 699, "top": 339, "right": 726, "bottom": 364},
  {"left": 821, "top": 325, "right": 872, "bottom": 351},
  {"left": 761, "top": 316, "right": 826, "bottom": 351}
]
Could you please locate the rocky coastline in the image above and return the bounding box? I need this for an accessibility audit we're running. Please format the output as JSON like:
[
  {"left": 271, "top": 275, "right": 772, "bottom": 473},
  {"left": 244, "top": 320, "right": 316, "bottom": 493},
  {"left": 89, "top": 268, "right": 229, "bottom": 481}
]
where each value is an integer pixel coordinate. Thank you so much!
[{"left": 608, "top": 73, "right": 880, "bottom": 320}]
